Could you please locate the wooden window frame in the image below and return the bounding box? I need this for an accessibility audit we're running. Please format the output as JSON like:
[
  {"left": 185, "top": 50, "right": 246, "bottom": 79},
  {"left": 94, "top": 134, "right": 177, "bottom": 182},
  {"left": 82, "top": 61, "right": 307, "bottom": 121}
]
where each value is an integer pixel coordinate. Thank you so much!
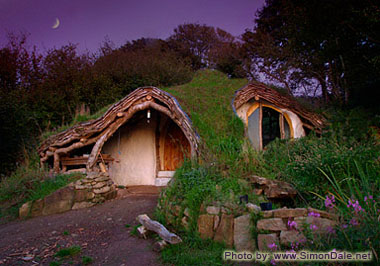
[{"left": 246, "top": 102, "right": 294, "bottom": 150}]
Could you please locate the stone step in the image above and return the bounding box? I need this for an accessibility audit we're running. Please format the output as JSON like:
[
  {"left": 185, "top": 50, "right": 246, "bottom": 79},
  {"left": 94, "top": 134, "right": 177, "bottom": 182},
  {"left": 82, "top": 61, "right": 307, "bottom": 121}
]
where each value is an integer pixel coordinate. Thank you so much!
[
  {"left": 155, "top": 177, "right": 171, "bottom": 186},
  {"left": 157, "top": 171, "right": 175, "bottom": 178}
]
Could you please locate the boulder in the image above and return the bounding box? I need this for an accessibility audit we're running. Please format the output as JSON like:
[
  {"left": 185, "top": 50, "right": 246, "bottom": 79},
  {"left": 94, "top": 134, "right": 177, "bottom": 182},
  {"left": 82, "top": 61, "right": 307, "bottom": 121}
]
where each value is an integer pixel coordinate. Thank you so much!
[
  {"left": 74, "top": 189, "right": 93, "bottom": 202},
  {"left": 197, "top": 214, "right": 214, "bottom": 239},
  {"left": 19, "top": 201, "right": 32, "bottom": 219},
  {"left": 214, "top": 214, "right": 234, "bottom": 247},
  {"left": 246, "top": 203, "right": 261, "bottom": 214},
  {"left": 245, "top": 175, "right": 297, "bottom": 199},
  {"left": 262, "top": 210, "right": 274, "bottom": 218},
  {"left": 273, "top": 208, "right": 307, "bottom": 218},
  {"left": 257, "top": 234, "right": 279, "bottom": 251},
  {"left": 93, "top": 181, "right": 107, "bottom": 189},
  {"left": 184, "top": 208, "right": 190, "bottom": 217},
  {"left": 43, "top": 186, "right": 74, "bottom": 215},
  {"left": 93, "top": 186, "right": 111, "bottom": 194},
  {"left": 280, "top": 231, "right": 306, "bottom": 246},
  {"left": 307, "top": 207, "right": 338, "bottom": 220},
  {"left": 294, "top": 217, "right": 337, "bottom": 233},
  {"left": 206, "top": 206, "right": 220, "bottom": 215},
  {"left": 30, "top": 199, "right": 44, "bottom": 217},
  {"left": 75, "top": 184, "right": 87, "bottom": 190},
  {"left": 257, "top": 218, "right": 287, "bottom": 231},
  {"left": 234, "top": 214, "right": 255, "bottom": 251},
  {"left": 86, "top": 172, "right": 98, "bottom": 179},
  {"left": 103, "top": 190, "right": 117, "bottom": 200},
  {"left": 95, "top": 176, "right": 109, "bottom": 182},
  {"left": 72, "top": 201, "right": 95, "bottom": 210},
  {"left": 181, "top": 216, "right": 189, "bottom": 229}
]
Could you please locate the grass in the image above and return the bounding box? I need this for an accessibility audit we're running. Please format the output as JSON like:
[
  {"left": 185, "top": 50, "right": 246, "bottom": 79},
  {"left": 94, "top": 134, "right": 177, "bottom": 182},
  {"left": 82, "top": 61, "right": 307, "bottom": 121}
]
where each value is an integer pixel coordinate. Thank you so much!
[
  {"left": 82, "top": 256, "right": 94, "bottom": 265},
  {"left": 54, "top": 246, "right": 81, "bottom": 258},
  {"left": 155, "top": 70, "right": 380, "bottom": 264},
  {"left": 51, "top": 246, "right": 94, "bottom": 265},
  {"left": 0, "top": 150, "right": 83, "bottom": 222},
  {"left": 160, "top": 235, "right": 229, "bottom": 266}
]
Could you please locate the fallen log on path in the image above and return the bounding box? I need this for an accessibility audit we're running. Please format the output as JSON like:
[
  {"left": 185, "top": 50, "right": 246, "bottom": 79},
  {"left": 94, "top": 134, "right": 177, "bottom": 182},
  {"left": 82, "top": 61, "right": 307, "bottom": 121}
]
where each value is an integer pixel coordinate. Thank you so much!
[{"left": 136, "top": 214, "right": 182, "bottom": 244}]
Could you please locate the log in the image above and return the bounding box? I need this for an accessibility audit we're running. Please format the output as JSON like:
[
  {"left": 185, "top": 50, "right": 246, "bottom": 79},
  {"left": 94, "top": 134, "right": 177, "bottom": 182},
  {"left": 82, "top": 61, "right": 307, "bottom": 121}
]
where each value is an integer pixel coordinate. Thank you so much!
[
  {"left": 136, "top": 214, "right": 182, "bottom": 244},
  {"left": 137, "top": 225, "right": 148, "bottom": 239},
  {"left": 99, "top": 162, "right": 107, "bottom": 173},
  {"left": 152, "top": 240, "right": 168, "bottom": 252},
  {"left": 39, "top": 87, "right": 200, "bottom": 167}
]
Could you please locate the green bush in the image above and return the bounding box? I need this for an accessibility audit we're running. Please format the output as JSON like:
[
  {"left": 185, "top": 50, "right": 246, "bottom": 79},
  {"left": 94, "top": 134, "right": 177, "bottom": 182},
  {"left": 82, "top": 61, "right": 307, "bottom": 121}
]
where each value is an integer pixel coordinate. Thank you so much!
[
  {"left": 0, "top": 154, "right": 82, "bottom": 222},
  {"left": 261, "top": 109, "right": 380, "bottom": 208}
]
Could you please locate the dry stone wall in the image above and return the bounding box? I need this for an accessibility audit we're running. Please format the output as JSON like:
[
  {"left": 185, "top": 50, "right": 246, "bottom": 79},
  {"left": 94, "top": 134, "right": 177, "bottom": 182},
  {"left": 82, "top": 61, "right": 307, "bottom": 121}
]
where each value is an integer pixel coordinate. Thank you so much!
[
  {"left": 19, "top": 172, "right": 117, "bottom": 219},
  {"left": 194, "top": 204, "right": 337, "bottom": 251}
]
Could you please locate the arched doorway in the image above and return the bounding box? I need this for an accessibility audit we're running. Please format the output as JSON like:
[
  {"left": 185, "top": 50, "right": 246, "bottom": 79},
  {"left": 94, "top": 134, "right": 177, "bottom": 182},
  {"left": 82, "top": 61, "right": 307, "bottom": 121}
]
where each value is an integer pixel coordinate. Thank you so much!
[
  {"left": 159, "top": 119, "right": 190, "bottom": 171},
  {"left": 247, "top": 103, "right": 293, "bottom": 150}
]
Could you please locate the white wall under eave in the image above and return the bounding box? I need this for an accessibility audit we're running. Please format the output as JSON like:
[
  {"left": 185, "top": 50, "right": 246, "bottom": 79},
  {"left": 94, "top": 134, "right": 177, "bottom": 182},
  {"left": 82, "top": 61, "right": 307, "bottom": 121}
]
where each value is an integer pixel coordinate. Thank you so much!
[
  {"left": 279, "top": 108, "right": 305, "bottom": 138},
  {"left": 102, "top": 118, "right": 157, "bottom": 186},
  {"left": 235, "top": 101, "right": 306, "bottom": 139}
]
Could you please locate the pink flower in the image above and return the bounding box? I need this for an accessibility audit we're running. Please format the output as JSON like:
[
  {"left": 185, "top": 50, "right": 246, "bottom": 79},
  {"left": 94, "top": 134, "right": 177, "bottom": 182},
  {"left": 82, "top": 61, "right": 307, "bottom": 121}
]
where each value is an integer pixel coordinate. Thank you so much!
[
  {"left": 349, "top": 218, "right": 359, "bottom": 226},
  {"left": 347, "top": 199, "right": 364, "bottom": 213},
  {"left": 310, "top": 224, "right": 318, "bottom": 230},
  {"left": 308, "top": 211, "right": 321, "bottom": 217},
  {"left": 287, "top": 219, "right": 298, "bottom": 230},
  {"left": 325, "top": 195, "right": 335, "bottom": 209},
  {"left": 327, "top": 226, "right": 336, "bottom": 234},
  {"left": 268, "top": 242, "right": 278, "bottom": 251}
]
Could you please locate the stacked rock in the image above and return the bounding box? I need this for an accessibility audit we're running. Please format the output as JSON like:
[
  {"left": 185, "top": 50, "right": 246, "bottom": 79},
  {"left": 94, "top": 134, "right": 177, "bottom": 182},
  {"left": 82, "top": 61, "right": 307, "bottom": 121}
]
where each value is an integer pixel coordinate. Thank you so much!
[{"left": 74, "top": 171, "right": 117, "bottom": 206}]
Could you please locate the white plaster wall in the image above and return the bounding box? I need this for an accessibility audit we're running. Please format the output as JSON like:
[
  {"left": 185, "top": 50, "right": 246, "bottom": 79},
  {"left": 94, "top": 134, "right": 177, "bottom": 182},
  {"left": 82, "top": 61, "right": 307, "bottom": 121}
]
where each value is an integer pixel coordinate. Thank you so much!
[
  {"left": 236, "top": 101, "right": 306, "bottom": 139},
  {"left": 236, "top": 101, "right": 253, "bottom": 124},
  {"left": 102, "top": 118, "right": 157, "bottom": 186},
  {"left": 279, "top": 108, "right": 305, "bottom": 138}
]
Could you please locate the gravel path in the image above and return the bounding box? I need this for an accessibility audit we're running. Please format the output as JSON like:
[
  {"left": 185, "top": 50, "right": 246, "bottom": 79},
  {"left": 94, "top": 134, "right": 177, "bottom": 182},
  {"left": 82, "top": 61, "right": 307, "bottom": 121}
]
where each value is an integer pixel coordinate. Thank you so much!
[{"left": 0, "top": 192, "right": 161, "bottom": 266}]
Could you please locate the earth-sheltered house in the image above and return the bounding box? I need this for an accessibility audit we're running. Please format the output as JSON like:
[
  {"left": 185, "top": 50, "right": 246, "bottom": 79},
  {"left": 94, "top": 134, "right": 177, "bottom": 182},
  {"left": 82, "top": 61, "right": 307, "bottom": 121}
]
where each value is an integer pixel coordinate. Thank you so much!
[
  {"left": 38, "top": 87, "right": 200, "bottom": 187},
  {"left": 233, "top": 83, "right": 325, "bottom": 150}
]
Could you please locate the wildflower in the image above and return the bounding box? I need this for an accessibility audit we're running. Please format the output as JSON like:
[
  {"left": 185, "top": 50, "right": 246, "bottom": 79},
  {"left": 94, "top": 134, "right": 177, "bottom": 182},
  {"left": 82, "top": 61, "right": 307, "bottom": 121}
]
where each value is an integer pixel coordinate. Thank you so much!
[
  {"left": 347, "top": 199, "right": 364, "bottom": 213},
  {"left": 327, "top": 226, "right": 336, "bottom": 234},
  {"left": 349, "top": 218, "right": 359, "bottom": 226},
  {"left": 308, "top": 211, "right": 320, "bottom": 217},
  {"left": 270, "top": 259, "right": 277, "bottom": 265},
  {"left": 268, "top": 242, "right": 277, "bottom": 251},
  {"left": 325, "top": 195, "right": 335, "bottom": 209},
  {"left": 310, "top": 224, "right": 318, "bottom": 230},
  {"left": 342, "top": 224, "right": 348, "bottom": 229},
  {"left": 287, "top": 219, "right": 298, "bottom": 230}
]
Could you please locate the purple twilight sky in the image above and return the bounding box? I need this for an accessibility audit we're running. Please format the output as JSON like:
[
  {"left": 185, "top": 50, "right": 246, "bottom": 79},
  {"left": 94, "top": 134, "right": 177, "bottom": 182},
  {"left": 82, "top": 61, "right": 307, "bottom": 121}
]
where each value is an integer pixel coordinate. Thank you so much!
[{"left": 0, "top": 0, "right": 265, "bottom": 54}]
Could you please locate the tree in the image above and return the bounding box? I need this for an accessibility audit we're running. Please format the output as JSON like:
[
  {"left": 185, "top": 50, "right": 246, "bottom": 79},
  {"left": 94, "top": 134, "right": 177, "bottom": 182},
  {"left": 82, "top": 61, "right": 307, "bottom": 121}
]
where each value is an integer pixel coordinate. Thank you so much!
[
  {"left": 242, "top": 0, "right": 380, "bottom": 106},
  {"left": 168, "top": 23, "right": 234, "bottom": 70}
]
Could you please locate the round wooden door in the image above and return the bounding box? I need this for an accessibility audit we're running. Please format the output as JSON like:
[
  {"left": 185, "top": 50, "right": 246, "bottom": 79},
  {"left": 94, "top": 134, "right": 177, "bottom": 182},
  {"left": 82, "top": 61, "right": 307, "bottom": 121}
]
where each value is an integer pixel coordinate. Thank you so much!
[{"left": 162, "top": 121, "right": 190, "bottom": 171}]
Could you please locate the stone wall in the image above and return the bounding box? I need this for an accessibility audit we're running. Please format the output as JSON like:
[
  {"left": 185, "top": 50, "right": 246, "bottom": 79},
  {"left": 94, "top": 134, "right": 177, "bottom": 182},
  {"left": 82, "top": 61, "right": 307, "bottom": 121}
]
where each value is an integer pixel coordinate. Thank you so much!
[
  {"left": 256, "top": 207, "right": 337, "bottom": 250},
  {"left": 19, "top": 172, "right": 117, "bottom": 219},
  {"left": 196, "top": 204, "right": 337, "bottom": 251}
]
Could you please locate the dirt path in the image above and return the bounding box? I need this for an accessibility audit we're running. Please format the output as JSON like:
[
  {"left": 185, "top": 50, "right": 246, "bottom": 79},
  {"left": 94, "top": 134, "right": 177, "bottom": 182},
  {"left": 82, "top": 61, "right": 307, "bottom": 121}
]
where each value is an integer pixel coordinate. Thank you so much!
[{"left": 0, "top": 190, "right": 162, "bottom": 266}]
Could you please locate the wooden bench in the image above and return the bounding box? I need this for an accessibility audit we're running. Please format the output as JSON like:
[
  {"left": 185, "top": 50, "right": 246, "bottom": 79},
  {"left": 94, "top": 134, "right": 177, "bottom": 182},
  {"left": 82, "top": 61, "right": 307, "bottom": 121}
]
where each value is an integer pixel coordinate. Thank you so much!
[{"left": 61, "top": 154, "right": 114, "bottom": 172}]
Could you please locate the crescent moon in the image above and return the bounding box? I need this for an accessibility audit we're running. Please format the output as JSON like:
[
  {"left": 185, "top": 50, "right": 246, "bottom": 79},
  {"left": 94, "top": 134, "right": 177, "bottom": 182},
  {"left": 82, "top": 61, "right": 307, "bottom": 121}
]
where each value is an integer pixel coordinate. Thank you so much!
[{"left": 52, "top": 18, "right": 60, "bottom": 29}]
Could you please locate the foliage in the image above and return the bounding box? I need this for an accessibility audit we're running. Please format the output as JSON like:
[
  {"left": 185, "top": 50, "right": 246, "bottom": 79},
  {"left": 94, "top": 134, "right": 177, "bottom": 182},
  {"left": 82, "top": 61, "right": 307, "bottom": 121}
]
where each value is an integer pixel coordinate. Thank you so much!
[
  {"left": 81, "top": 256, "right": 94, "bottom": 265},
  {"left": 0, "top": 150, "right": 82, "bottom": 222},
  {"left": 242, "top": 0, "right": 380, "bottom": 106},
  {"left": 261, "top": 108, "right": 380, "bottom": 207},
  {"left": 54, "top": 245, "right": 81, "bottom": 257},
  {"left": 160, "top": 234, "right": 228, "bottom": 266},
  {"left": 272, "top": 168, "right": 380, "bottom": 265}
]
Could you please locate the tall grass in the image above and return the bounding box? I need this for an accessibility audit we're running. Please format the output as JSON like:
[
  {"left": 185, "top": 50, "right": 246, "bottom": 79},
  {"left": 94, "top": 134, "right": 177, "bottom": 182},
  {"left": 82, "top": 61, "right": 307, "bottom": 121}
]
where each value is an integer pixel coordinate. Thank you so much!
[{"left": 0, "top": 150, "right": 82, "bottom": 222}]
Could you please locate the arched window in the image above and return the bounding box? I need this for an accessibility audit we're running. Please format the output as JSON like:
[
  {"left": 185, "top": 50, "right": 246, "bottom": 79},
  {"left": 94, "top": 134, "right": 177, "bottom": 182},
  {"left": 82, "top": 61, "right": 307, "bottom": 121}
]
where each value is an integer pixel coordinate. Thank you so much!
[{"left": 247, "top": 103, "right": 293, "bottom": 150}]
